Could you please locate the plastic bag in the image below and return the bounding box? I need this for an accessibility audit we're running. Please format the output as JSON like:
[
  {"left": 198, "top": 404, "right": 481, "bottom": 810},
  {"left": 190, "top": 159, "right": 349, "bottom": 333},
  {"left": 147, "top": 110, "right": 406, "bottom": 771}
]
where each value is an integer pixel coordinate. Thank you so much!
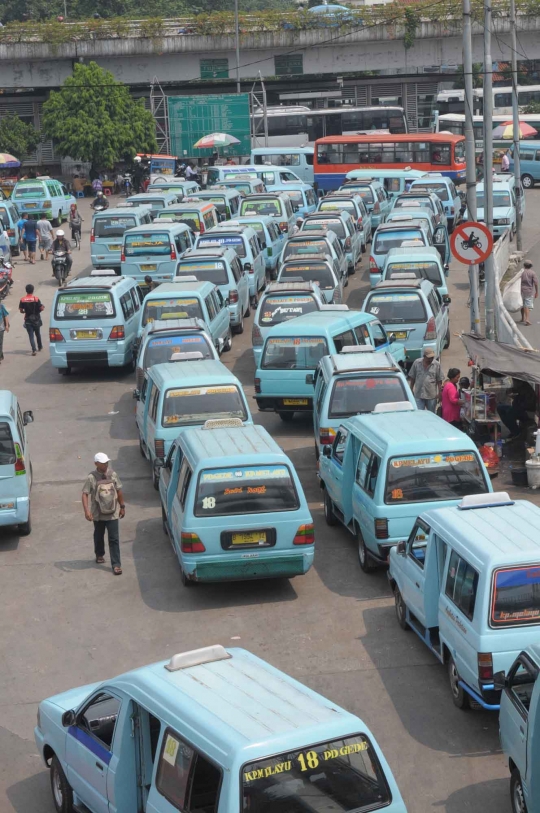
[{"left": 502, "top": 270, "right": 523, "bottom": 313}]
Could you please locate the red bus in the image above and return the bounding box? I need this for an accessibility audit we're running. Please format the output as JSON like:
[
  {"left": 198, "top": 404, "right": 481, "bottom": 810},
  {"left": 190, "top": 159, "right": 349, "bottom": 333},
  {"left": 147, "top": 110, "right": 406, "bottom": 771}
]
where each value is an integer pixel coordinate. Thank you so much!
[{"left": 314, "top": 133, "right": 466, "bottom": 191}]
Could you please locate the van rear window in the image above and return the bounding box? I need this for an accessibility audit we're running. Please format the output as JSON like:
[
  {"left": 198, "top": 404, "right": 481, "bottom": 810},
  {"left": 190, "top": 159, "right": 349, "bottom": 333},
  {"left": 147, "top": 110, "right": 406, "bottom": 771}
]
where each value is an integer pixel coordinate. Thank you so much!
[
  {"left": 262, "top": 337, "right": 328, "bottom": 370},
  {"left": 125, "top": 233, "right": 171, "bottom": 256},
  {"left": 259, "top": 294, "right": 318, "bottom": 326},
  {"left": 0, "top": 422, "right": 16, "bottom": 465},
  {"left": 491, "top": 566, "right": 540, "bottom": 627},
  {"left": 55, "top": 292, "right": 115, "bottom": 320},
  {"left": 374, "top": 230, "right": 426, "bottom": 255},
  {"left": 177, "top": 261, "right": 228, "bottom": 285},
  {"left": 94, "top": 216, "right": 136, "bottom": 238},
  {"left": 303, "top": 219, "right": 345, "bottom": 239},
  {"left": 242, "top": 734, "right": 390, "bottom": 813},
  {"left": 366, "top": 292, "right": 426, "bottom": 323},
  {"left": 411, "top": 183, "right": 449, "bottom": 200},
  {"left": 386, "top": 262, "right": 442, "bottom": 286},
  {"left": 284, "top": 240, "right": 328, "bottom": 260},
  {"left": 142, "top": 298, "right": 203, "bottom": 326},
  {"left": 13, "top": 185, "right": 45, "bottom": 198},
  {"left": 280, "top": 263, "right": 334, "bottom": 290},
  {"left": 162, "top": 385, "right": 246, "bottom": 427},
  {"left": 385, "top": 451, "right": 488, "bottom": 504},
  {"left": 195, "top": 464, "right": 299, "bottom": 517},
  {"left": 144, "top": 334, "right": 214, "bottom": 368},
  {"left": 320, "top": 200, "right": 356, "bottom": 214},
  {"left": 240, "top": 200, "right": 280, "bottom": 216},
  {"left": 329, "top": 376, "right": 407, "bottom": 417},
  {"left": 161, "top": 211, "right": 200, "bottom": 230},
  {"left": 198, "top": 235, "right": 246, "bottom": 258},
  {"left": 347, "top": 187, "right": 374, "bottom": 203}
]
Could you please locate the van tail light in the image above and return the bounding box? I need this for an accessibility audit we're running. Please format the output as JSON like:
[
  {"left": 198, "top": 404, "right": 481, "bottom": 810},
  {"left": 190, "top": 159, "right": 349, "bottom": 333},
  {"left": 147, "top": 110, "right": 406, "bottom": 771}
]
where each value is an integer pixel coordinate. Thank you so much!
[
  {"left": 229, "top": 289, "right": 239, "bottom": 303},
  {"left": 109, "top": 325, "right": 125, "bottom": 341},
  {"left": 43, "top": 200, "right": 52, "bottom": 209},
  {"left": 254, "top": 377, "right": 261, "bottom": 393},
  {"left": 199, "top": 222, "right": 205, "bottom": 233},
  {"left": 357, "top": 217, "right": 363, "bottom": 229},
  {"left": 90, "top": 228, "right": 95, "bottom": 243},
  {"left": 369, "top": 256, "right": 379, "bottom": 273},
  {"left": 170, "top": 244, "right": 177, "bottom": 260},
  {"left": 478, "top": 652, "right": 494, "bottom": 682},
  {"left": 373, "top": 202, "right": 381, "bottom": 214},
  {"left": 450, "top": 206, "right": 455, "bottom": 215},
  {"left": 345, "top": 236, "right": 351, "bottom": 250},
  {"left": 374, "top": 518, "right": 389, "bottom": 539},
  {"left": 154, "top": 438, "right": 165, "bottom": 459},
  {"left": 14, "top": 444, "right": 25, "bottom": 475},
  {"left": 7, "top": 229, "right": 14, "bottom": 237},
  {"left": 49, "top": 328, "right": 64, "bottom": 342},
  {"left": 293, "top": 523, "right": 314, "bottom": 545},
  {"left": 252, "top": 324, "right": 263, "bottom": 346},
  {"left": 320, "top": 427, "right": 336, "bottom": 445},
  {"left": 424, "top": 317, "right": 437, "bottom": 340},
  {"left": 121, "top": 251, "right": 126, "bottom": 262},
  {"left": 279, "top": 222, "right": 288, "bottom": 232},
  {"left": 181, "top": 532, "right": 206, "bottom": 553}
]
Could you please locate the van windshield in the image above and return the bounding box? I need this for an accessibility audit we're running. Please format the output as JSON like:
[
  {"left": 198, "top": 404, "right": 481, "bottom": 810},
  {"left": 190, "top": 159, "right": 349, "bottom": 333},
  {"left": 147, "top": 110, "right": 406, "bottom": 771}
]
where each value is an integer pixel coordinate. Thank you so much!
[
  {"left": 240, "top": 200, "right": 281, "bottom": 216},
  {"left": 162, "top": 384, "right": 246, "bottom": 427},
  {"left": 365, "top": 292, "right": 426, "bottom": 323},
  {"left": 198, "top": 235, "right": 246, "bottom": 258},
  {"left": 55, "top": 291, "right": 115, "bottom": 320},
  {"left": 320, "top": 200, "right": 356, "bottom": 215},
  {"left": 142, "top": 298, "right": 203, "bottom": 326},
  {"left": 176, "top": 261, "right": 228, "bottom": 285},
  {"left": 284, "top": 241, "right": 331, "bottom": 261},
  {"left": 125, "top": 233, "right": 171, "bottom": 256},
  {"left": 303, "top": 219, "right": 346, "bottom": 239},
  {"left": 374, "top": 230, "right": 426, "bottom": 255},
  {"left": 13, "top": 185, "right": 45, "bottom": 198},
  {"left": 143, "top": 334, "right": 214, "bottom": 368},
  {"left": 491, "top": 566, "right": 540, "bottom": 627},
  {"left": 386, "top": 262, "right": 442, "bottom": 286},
  {"left": 385, "top": 451, "right": 487, "bottom": 504},
  {"left": 279, "top": 263, "right": 334, "bottom": 290},
  {"left": 329, "top": 376, "right": 407, "bottom": 417},
  {"left": 161, "top": 211, "right": 200, "bottom": 230},
  {"left": 411, "top": 183, "right": 449, "bottom": 200},
  {"left": 262, "top": 336, "right": 328, "bottom": 370},
  {"left": 195, "top": 464, "right": 299, "bottom": 517},
  {"left": 242, "top": 734, "right": 390, "bottom": 813},
  {"left": 477, "top": 193, "right": 512, "bottom": 208},
  {"left": 201, "top": 196, "right": 227, "bottom": 214},
  {"left": 0, "top": 422, "right": 16, "bottom": 465},
  {"left": 259, "top": 294, "right": 318, "bottom": 326},
  {"left": 395, "top": 196, "right": 433, "bottom": 211},
  {"left": 94, "top": 216, "right": 136, "bottom": 238},
  {"left": 345, "top": 186, "right": 374, "bottom": 203}
]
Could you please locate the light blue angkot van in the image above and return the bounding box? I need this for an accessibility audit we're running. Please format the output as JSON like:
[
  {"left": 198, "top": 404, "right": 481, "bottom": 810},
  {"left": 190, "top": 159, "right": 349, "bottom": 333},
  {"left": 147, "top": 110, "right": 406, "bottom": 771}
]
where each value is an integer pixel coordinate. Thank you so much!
[
  {"left": 0, "top": 199, "right": 21, "bottom": 255},
  {"left": 159, "top": 422, "right": 314, "bottom": 584},
  {"left": 319, "top": 406, "right": 491, "bottom": 572},
  {"left": 226, "top": 215, "right": 286, "bottom": 277},
  {"left": 136, "top": 360, "right": 252, "bottom": 483},
  {"left": 35, "top": 643, "right": 407, "bottom": 813},
  {"left": 252, "top": 146, "right": 315, "bottom": 184},
  {"left": 0, "top": 390, "right": 34, "bottom": 536},
  {"left": 91, "top": 205, "right": 152, "bottom": 271},
  {"left": 126, "top": 191, "right": 179, "bottom": 218},
  {"left": 196, "top": 224, "right": 266, "bottom": 306},
  {"left": 49, "top": 271, "right": 143, "bottom": 374},
  {"left": 382, "top": 246, "right": 449, "bottom": 297},
  {"left": 120, "top": 222, "right": 194, "bottom": 286},
  {"left": 135, "top": 317, "right": 218, "bottom": 390},
  {"left": 278, "top": 184, "right": 318, "bottom": 217},
  {"left": 345, "top": 168, "right": 427, "bottom": 199}
]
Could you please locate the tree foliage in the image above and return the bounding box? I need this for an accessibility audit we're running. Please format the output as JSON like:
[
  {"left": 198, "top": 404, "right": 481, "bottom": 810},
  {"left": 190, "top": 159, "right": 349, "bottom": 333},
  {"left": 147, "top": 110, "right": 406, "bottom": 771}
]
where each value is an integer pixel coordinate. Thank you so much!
[
  {"left": 522, "top": 100, "right": 540, "bottom": 113},
  {"left": 42, "top": 62, "right": 157, "bottom": 169},
  {"left": 0, "top": 113, "right": 40, "bottom": 158},
  {"left": 453, "top": 63, "right": 483, "bottom": 89}
]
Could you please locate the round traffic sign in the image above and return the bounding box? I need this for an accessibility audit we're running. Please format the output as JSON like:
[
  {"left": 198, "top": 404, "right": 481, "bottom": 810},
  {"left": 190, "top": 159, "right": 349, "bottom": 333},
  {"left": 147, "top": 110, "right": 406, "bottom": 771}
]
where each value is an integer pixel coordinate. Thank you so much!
[{"left": 450, "top": 221, "right": 493, "bottom": 265}]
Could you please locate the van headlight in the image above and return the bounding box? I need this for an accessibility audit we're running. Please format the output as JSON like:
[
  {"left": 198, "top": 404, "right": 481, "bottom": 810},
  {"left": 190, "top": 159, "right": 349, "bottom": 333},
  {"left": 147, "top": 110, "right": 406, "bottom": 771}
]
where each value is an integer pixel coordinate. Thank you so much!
[{"left": 496, "top": 218, "right": 510, "bottom": 225}]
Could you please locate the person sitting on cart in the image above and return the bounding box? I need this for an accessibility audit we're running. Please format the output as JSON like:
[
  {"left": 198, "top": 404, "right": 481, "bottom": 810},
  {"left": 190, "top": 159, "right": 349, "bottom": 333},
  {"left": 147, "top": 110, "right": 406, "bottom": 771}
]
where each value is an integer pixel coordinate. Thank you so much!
[{"left": 497, "top": 378, "right": 536, "bottom": 441}]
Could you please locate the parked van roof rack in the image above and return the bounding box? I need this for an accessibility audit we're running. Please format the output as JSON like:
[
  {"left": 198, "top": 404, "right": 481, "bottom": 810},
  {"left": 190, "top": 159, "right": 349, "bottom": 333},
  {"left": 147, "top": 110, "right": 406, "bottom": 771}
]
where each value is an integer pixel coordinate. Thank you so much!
[
  {"left": 373, "top": 402, "right": 415, "bottom": 414},
  {"left": 388, "top": 272, "right": 419, "bottom": 280},
  {"left": 340, "top": 345, "right": 375, "bottom": 353},
  {"left": 90, "top": 269, "right": 118, "bottom": 276},
  {"left": 458, "top": 492, "right": 515, "bottom": 510},
  {"left": 202, "top": 418, "right": 244, "bottom": 430},
  {"left": 165, "top": 645, "right": 231, "bottom": 672},
  {"left": 174, "top": 275, "right": 198, "bottom": 283},
  {"left": 170, "top": 351, "right": 204, "bottom": 362}
]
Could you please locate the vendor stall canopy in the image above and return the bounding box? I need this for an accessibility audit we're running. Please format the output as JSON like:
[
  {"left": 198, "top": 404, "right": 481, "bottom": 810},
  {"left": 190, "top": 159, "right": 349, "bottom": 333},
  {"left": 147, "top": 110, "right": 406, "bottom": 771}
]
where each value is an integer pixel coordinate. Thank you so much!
[{"left": 462, "top": 334, "right": 540, "bottom": 387}]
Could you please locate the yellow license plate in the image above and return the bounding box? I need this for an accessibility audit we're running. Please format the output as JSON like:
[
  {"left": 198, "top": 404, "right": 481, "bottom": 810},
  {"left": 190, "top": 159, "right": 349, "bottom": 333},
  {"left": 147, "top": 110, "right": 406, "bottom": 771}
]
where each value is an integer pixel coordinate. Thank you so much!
[
  {"left": 108, "top": 244, "right": 121, "bottom": 251},
  {"left": 393, "top": 331, "right": 408, "bottom": 339},
  {"left": 231, "top": 531, "right": 267, "bottom": 545},
  {"left": 75, "top": 330, "right": 98, "bottom": 339},
  {"left": 26, "top": 203, "right": 36, "bottom": 208},
  {"left": 283, "top": 398, "right": 308, "bottom": 406},
  {"left": 141, "top": 264, "right": 156, "bottom": 271}
]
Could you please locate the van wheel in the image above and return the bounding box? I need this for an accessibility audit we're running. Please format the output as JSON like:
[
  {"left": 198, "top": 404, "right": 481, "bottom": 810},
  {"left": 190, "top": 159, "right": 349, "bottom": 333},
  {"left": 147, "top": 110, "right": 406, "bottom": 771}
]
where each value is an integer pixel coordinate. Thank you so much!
[
  {"left": 324, "top": 490, "right": 338, "bottom": 526},
  {"left": 448, "top": 656, "right": 470, "bottom": 709},
  {"left": 18, "top": 507, "right": 31, "bottom": 536},
  {"left": 50, "top": 755, "right": 74, "bottom": 813},
  {"left": 180, "top": 566, "right": 195, "bottom": 587},
  {"left": 394, "top": 587, "right": 410, "bottom": 630},
  {"left": 161, "top": 505, "right": 168, "bottom": 535},
  {"left": 522, "top": 173, "right": 534, "bottom": 189},
  {"left": 244, "top": 301, "right": 251, "bottom": 318},
  {"left": 357, "top": 526, "right": 377, "bottom": 573},
  {"left": 444, "top": 328, "right": 451, "bottom": 350},
  {"left": 511, "top": 769, "right": 528, "bottom": 813},
  {"left": 58, "top": 366, "right": 71, "bottom": 376},
  {"left": 362, "top": 241, "right": 366, "bottom": 254},
  {"left": 222, "top": 328, "right": 233, "bottom": 352},
  {"left": 139, "top": 436, "right": 146, "bottom": 458},
  {"left": 233, "top": 313, "right": 244, "bottom": 335},
  {"left": 278, "top": 412, "right": 294, "bottom": 422}
]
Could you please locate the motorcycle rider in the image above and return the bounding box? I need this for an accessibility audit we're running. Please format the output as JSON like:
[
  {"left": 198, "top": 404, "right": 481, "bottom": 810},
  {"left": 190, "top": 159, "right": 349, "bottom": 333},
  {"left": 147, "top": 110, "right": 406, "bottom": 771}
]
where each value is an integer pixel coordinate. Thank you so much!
[
  {"left": 185, "top": 162, "right": 199, "bottom": 182},
  {"left": 69, "top": 203, "right": 83, "bottom": 242},
  {"left": 91, "top": 190, "right": 109, "bottom": 210},
  {"left": 51, "top": 229, "right": 72, "bottom": 278}
]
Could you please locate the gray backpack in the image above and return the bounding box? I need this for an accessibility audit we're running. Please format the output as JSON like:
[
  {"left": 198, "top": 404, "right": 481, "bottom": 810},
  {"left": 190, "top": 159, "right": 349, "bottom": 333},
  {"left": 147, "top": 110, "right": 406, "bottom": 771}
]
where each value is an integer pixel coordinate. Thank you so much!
[{"left": 92, "top": 472, "right": 118, "bottom": 516}]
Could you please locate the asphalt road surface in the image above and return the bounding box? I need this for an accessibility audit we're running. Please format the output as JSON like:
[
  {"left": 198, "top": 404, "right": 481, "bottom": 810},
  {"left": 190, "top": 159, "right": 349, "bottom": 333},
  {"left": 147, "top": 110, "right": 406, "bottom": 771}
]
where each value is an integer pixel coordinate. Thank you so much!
[{"left": 1, "top": 192, "right": 539, "bottom": 813}]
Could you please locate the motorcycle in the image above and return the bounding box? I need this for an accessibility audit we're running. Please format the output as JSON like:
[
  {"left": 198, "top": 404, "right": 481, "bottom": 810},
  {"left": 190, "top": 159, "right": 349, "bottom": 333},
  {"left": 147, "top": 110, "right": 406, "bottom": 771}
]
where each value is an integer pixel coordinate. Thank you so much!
[
  {"left": 91, "top": 201, "right": 108, "bottom": 212},
  {"left": 52, "top": 250, "right": 69, "bottom": 287},
  {"left": 0, "top": 257, "right": 13, "bottom": 301}
]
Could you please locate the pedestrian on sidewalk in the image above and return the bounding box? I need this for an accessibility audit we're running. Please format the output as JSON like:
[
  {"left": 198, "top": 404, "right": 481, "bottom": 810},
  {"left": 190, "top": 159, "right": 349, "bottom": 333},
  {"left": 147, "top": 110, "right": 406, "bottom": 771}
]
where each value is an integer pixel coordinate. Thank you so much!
[
  {"left": 19, "top": 283, "right": 44, "bottom": 356},
  {"left": 520, "top": 261, "right": 538, "bottom": 326},
  {"left": 0, "top": 301, "right": 10, "bottom": 362},
  {"left": 17, "top": 213, "right": 28, "bottom": 261},
  {"left": 22, "top": 216, "right": 38, "bottom": 264},
  {"left": 441, "top": 367, "right": 463, "bottom": 429},
  {"left": 407, "top": 348, "right": 443, "bottom": 412},
  {"left": 36, "top": 214, "right": 54, "bottom": 260},
  {"left": 82, "top": 453, "right": 125, "bottom": 576}
]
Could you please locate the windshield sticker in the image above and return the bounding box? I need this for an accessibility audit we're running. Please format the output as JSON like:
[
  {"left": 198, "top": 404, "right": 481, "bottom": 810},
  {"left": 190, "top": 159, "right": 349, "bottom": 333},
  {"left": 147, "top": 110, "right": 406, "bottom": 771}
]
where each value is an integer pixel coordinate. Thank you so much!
[
  {"left": 201, "top": 466, "right": 288, "bottom": 484},
  {"left": 268, "top": 337, "right": 324, "bottom": 347},
  {"left": 391, "top": 453, "right": 475, "bottom": 468},
  {"left": 162, "top": 734, "right": 180, "bottom": 766},
  {"left": 243, "top": 742, "right": 369, "bottom": 783},
  {"left": 200, "top": 235, "right": 243, "bottom": 245},
  {"left": 148, "top": 299, "right": 198, "bottom": 307},
  {"left": 166, "top": 386, "right": 237, "bottom": 398},
  {"left": 178, "top": 263, "right": 223, "bottom": 271},
  {"left": 389, "top": 263, "right": 436, "bottom": 271}
]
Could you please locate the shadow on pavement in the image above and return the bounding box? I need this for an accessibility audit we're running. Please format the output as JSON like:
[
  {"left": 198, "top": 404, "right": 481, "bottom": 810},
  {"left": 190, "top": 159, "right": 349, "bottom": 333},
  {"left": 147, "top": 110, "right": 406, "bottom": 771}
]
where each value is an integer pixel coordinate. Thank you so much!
[
  {"left": 3, "top": 725, "right": 52, "bottom": 813},
  {"left": 434, "top": 777, "right": 508, "bottom": 813}
]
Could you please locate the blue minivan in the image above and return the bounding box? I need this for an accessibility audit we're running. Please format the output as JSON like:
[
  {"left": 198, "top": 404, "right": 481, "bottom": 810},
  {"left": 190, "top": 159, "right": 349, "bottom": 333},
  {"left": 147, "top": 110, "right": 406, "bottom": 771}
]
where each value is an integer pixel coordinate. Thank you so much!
[
  {"left": 0, "top": 390, "right": 34, "bottom": 536},
  {"left": 91, "top": 205, "right": 152, "bottom": 271},
  {"left": 158, "top": 422, "right": 314, "bottom": 584},
  {"left": 121, "top": 222, "right": 194, "bottom": 286}
]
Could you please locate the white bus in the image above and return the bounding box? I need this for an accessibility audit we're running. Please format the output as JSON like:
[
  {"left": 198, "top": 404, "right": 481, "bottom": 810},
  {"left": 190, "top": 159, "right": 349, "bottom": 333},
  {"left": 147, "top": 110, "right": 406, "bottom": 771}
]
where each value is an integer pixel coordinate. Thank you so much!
[
  {"left": 434, "top": 112, "right": 540, "bottom": 162},
  {"left": 436, "top": 85, "right": 540, "bottom": 115}
]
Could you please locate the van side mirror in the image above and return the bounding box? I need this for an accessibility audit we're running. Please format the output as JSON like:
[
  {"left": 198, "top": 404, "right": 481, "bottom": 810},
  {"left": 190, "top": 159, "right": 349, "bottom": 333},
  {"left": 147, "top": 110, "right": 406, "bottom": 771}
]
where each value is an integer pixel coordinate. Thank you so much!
[
  {"left": 443, "top": 295, "right": 451, "bottom": 305},
  {"left": 62, "top": 710, "right": 76, "bottom": 727},
  {"left": 154, "top": 458, "right": 165, "bottom": 469},
  {"left": 444, "top": 263, "right": 450, "bottom": 272},
  {"left": 322, "top": 445, "right": 332, "bottom": 457},
  {"left": 133, "top": 388, "right": 140, "bottom": 400},
  {"left": 396, "top": 540, "right": 406, "bottom": 555},
  {"left": 305, "top": 374, "right": 314, "bottom": 385},
  {"left": 22, "top": 410, "right": 34, "bottom": 425},
  {"left": 388, "top": 333, "right": 396, "bottom": 344},
  {"left": 493, "top": 670, "right": 507, "bottom": 691}
]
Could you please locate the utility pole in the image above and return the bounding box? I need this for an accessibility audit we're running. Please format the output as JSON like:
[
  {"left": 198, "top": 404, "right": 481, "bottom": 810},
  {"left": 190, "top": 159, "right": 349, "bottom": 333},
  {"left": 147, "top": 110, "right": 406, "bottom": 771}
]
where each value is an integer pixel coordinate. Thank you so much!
[
  {"left": 463, "top": 0, "right": 481, "bottom": 334},
  {"left": 510, "top": 0, "right": 523, "bottom": 250},
  {"left": 234, "top": 0, "right": 241, "bottom": 94},
  {"left": 483, "top": 0, "right": 496, "bottom": 339}
]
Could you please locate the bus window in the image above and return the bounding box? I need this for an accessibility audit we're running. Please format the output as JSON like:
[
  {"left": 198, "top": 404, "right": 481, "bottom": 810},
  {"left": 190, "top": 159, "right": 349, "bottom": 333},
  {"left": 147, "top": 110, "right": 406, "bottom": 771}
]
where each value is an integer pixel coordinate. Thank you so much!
[{"left": 431, "top": 144, "right": 451, "bottom": 165}]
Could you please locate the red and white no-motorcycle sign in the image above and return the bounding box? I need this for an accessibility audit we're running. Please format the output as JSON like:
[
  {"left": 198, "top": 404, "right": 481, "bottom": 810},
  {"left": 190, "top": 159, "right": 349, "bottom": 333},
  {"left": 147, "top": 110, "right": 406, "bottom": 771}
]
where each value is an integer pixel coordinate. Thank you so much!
[{"left": 450, "top": 221, "right": 494, "bottom": 265}]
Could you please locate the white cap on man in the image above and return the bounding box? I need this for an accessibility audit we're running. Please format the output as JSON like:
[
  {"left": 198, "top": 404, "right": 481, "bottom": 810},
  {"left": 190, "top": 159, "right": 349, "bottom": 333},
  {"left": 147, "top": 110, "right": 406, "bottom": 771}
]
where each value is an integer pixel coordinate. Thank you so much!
[
  {"left": 94, "top": 452, "right": 111, "bottom": 464},
  {"left": 56, "top": 229, "right": 64, "bottom": 237}
]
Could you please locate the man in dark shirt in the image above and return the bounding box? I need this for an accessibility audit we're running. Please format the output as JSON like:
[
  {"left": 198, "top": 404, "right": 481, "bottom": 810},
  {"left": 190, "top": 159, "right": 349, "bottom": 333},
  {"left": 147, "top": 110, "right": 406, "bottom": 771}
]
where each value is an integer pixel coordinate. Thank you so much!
[
  {"left": 19, "top": 283, "right": 44, "bottom": 356},
  {"left": 22, "top": 216, "right": 38, "bottom": 264},
  {"left": 497, "top": 378, "right": 536, "bottom": 440}
]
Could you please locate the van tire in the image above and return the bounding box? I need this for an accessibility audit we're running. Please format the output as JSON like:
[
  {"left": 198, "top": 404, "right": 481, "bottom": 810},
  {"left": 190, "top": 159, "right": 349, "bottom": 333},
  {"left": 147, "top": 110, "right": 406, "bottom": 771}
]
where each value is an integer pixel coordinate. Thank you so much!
[
  {"left": 444, "top": 328, "right": 451, "bottom": 350},
  {"left": 139, "top": 436, "right": 146, "bottom": 458},
  {"left": 357, "top": 527, "right": 377, "bottom": 573},
  {"left": 18, "top": 507, "right": 31, "bottom": 536},
  {"left": 222, "top": 328, "right": 233, "bottom": 353},
  {"left": 448, "top": 656, "right": 470, "bottom": 709},
  {"left": 58, "top": 366, "right": 71, "bottom": 376},
  {"left": 510, "top": 769, "right": 527, "bottom": 813},
  {"left": 152, "top": 468, "right": 159, "bottom": 491},
  {"left": 50, "top": 755, "right": 74, "bottom": 813},
  {"left": 324, "top": 490, "right": 338, "bottom": 526},
  {"left": 522, "top": 173, "right": 534, "bottom": 190},
  {"left": 394, "top": 587, "right": 410, "bottom": 630},
  {"left": 278, "top": 412, "right": 294, "bottom": 422},
  {"left": 180, "top": 567, "right": 195, "bottom": 587},
  {"left": 161, "top": 505, "right": 168, "bottom": 536},
  {"left": 233, "top": 313, "right": 244, "bottom": 335},
  {"left": 244, "top": 301, "right": 251, "bottom": 318}
]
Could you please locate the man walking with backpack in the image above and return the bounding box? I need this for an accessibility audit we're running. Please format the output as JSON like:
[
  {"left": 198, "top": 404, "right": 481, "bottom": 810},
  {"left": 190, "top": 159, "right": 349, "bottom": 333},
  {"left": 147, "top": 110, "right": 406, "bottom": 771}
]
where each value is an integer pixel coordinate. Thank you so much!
[{"left": 82, "top": 453, "right": 125, "bottom": 575}]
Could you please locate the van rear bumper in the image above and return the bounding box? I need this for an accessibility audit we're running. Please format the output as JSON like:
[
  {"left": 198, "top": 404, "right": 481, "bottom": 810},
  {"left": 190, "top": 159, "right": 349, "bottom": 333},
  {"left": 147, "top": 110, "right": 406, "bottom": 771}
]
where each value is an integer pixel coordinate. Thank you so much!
[
  {"left": 256, "top": 397, "right": 313, "bottom": 412},
  {"left": 50, "top": 347, "right": 130, "bottom": 369},
  {"left": 0, "top": 496, "right": 29, "bottom": 527},
  {"left": 185, "top": 551, "right": 313, "bottom": 582}
]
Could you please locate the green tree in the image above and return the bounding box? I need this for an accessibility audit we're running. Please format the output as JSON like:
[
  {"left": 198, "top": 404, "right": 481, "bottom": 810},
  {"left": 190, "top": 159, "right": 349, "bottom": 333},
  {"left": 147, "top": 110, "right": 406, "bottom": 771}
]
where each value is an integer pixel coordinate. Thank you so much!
[
  {"left": 0, "top": 113, "right": 40, "bottom": 158},
  {"left": 453, "top": 63, "right": 483, "bottom": 89},
  {"left": 522, "top": 100, "right": 540, "bottom": 113},
  {"left": 42, "top": 62, "right": 157, "bottom": 171}
]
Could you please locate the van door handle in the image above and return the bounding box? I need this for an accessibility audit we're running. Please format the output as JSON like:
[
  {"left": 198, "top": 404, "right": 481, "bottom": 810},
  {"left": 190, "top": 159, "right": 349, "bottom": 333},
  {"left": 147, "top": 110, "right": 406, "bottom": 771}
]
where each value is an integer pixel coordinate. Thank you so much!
[
  {"left": 520, "top": 726, "right": 525, "bottom": 735},
  {"left": 415, "top": 582, "right": 420, "bottom": 588},
  {"left": 95, "top": 762, "right": 104, "bottom": 771}
]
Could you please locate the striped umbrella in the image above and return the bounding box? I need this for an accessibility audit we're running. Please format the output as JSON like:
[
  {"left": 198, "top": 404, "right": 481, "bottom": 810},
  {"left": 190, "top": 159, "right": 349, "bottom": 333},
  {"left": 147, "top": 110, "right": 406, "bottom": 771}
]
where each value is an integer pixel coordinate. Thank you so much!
[
  {"left": 193, "top": 133, "right": 240, "bottom": 149},
  {"left": 492, "top": 121, "right": 538, "bottom": 139},
  {"left": 0, "top": 153, "right": 21, "bottom": 168}
]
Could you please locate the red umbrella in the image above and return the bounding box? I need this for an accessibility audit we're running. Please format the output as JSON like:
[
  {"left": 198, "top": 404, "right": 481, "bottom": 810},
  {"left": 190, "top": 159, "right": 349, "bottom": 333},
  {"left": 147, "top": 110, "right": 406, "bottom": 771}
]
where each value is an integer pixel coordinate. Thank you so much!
[{"left": 492, "top": 121, "right": 538, "bottom": 139}]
